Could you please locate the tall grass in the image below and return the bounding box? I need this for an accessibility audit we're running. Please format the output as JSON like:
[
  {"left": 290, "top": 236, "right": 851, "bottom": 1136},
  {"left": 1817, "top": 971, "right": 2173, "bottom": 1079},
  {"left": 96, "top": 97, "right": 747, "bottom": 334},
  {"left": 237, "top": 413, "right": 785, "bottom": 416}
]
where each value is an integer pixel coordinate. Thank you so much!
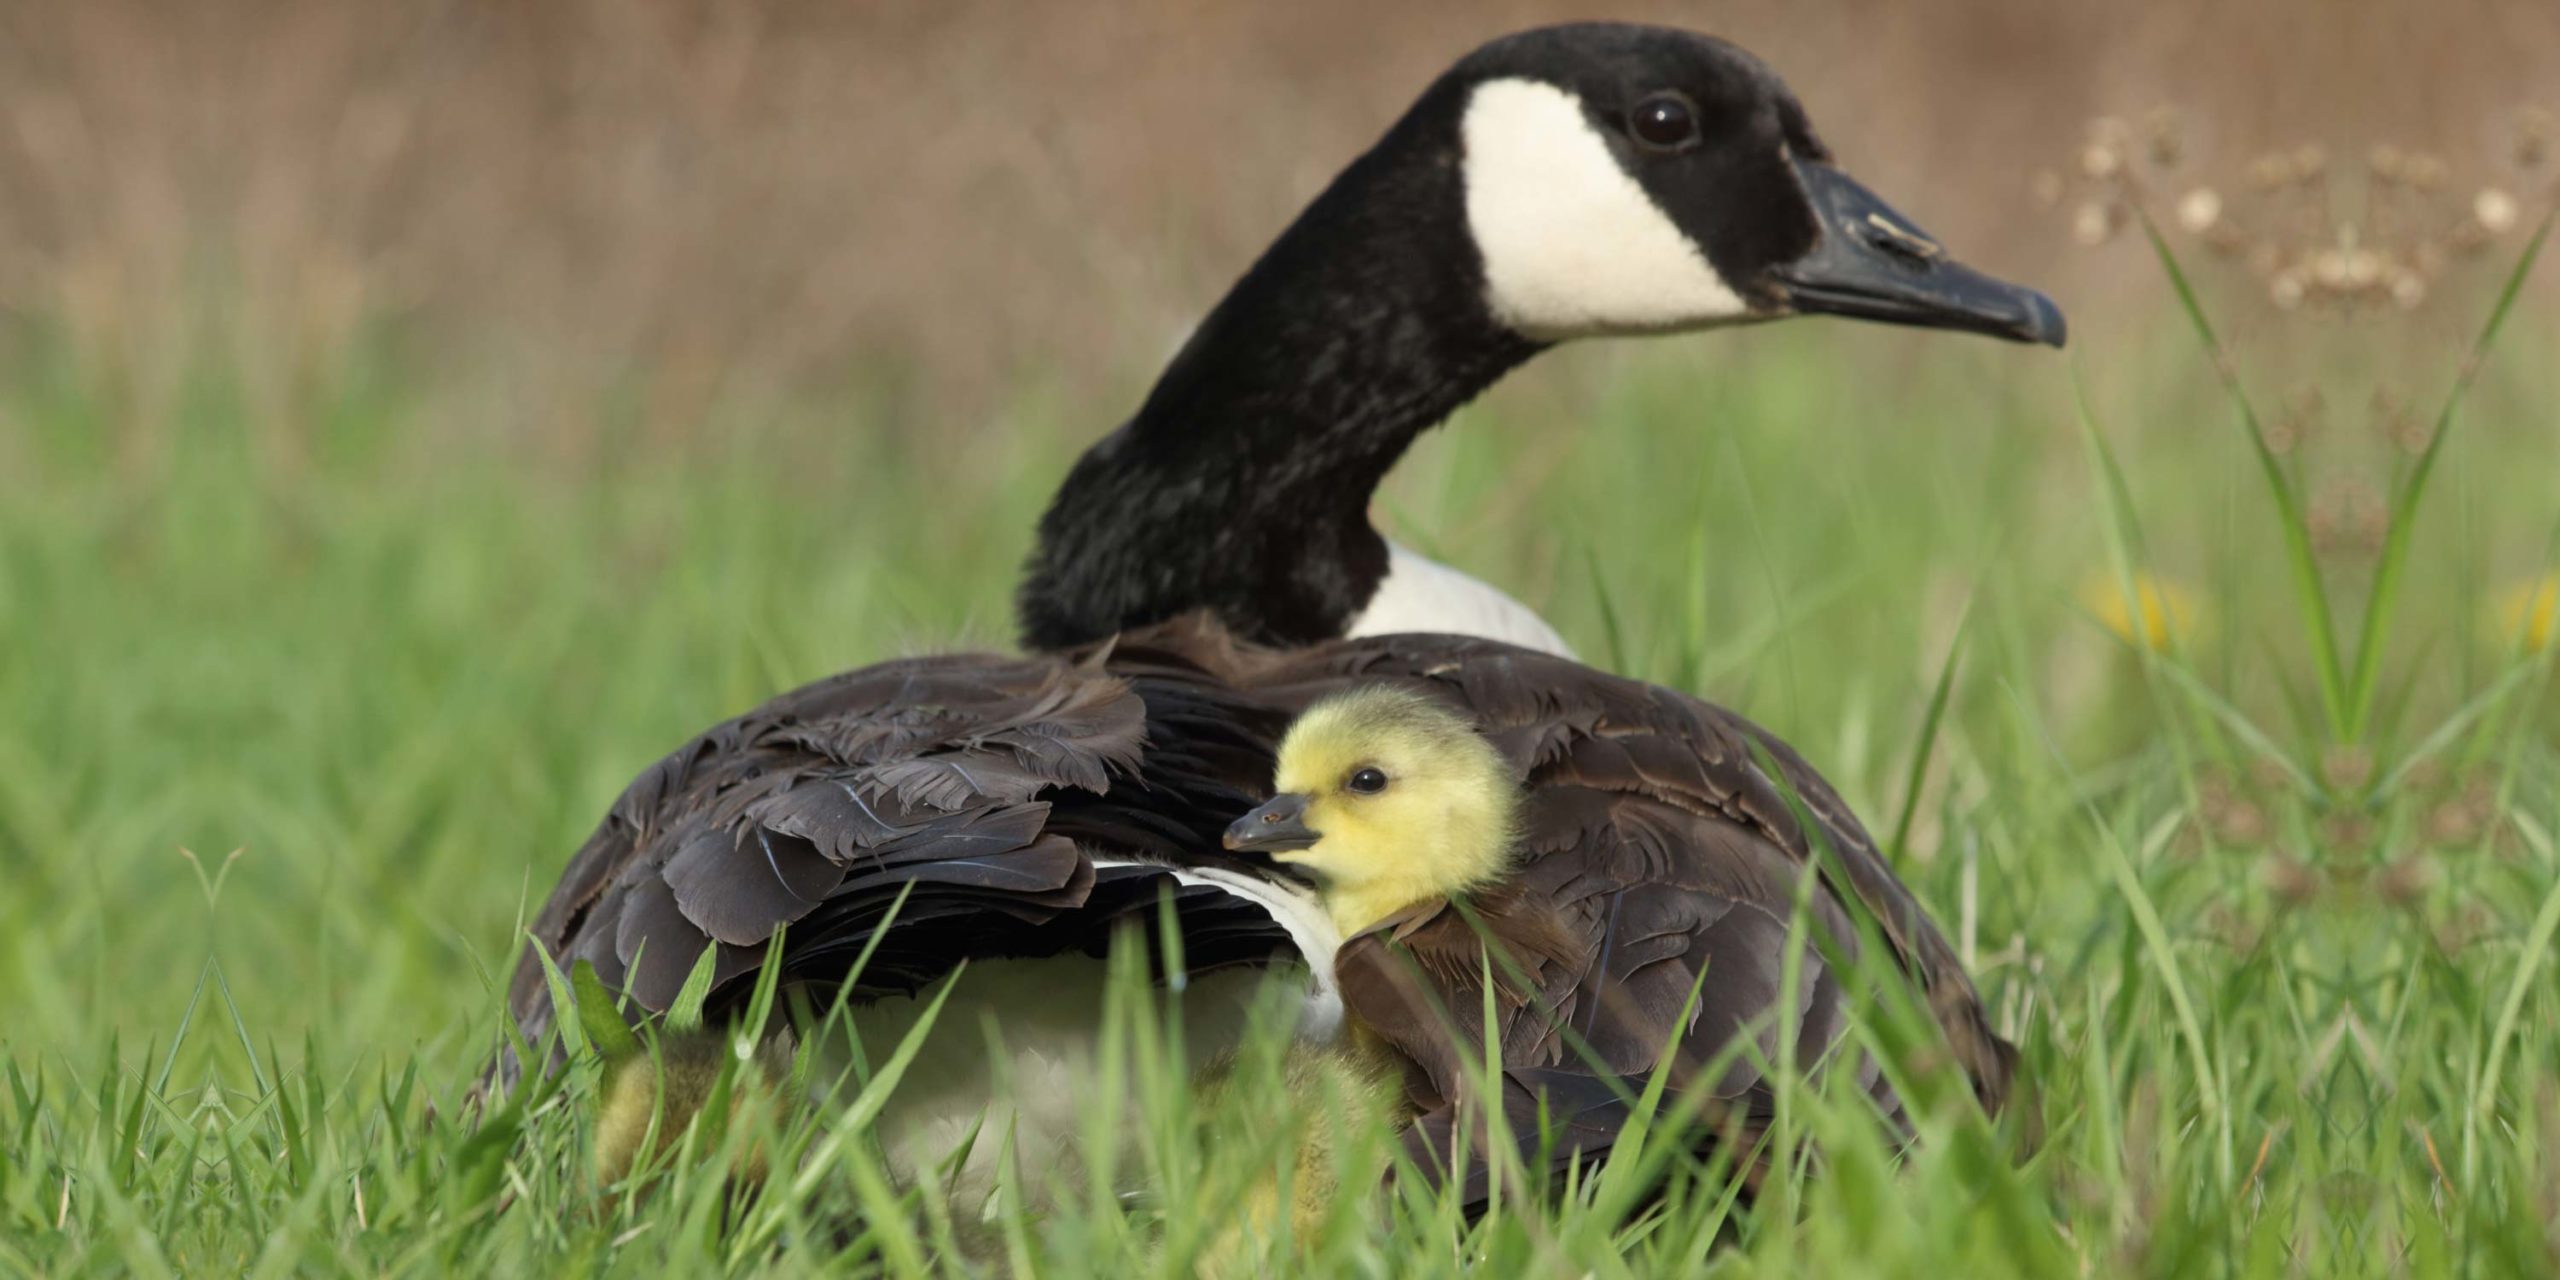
[{"left": 2, "top": 249, "right": 2555, "bottom": 1271}]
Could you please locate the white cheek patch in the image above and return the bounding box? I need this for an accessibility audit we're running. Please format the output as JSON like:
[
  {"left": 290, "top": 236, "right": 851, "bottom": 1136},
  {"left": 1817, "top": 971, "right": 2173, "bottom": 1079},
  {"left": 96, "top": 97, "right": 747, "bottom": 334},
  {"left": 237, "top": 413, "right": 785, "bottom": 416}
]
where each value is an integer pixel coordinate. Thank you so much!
[{"left": 1462, "top": 77, "right": 1754, "bottom": 340}]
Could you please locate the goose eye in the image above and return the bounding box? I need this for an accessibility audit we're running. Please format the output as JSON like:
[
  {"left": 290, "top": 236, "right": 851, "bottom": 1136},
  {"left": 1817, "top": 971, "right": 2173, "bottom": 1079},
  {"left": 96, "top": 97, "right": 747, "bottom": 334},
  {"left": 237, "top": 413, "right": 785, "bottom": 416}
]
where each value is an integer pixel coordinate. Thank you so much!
[
  {"left": 1629, "top": 93, "right": 1700, "bottom": 150},
  {"left": 1346, "top": 767, "right": 1389, "bottom": 795}
]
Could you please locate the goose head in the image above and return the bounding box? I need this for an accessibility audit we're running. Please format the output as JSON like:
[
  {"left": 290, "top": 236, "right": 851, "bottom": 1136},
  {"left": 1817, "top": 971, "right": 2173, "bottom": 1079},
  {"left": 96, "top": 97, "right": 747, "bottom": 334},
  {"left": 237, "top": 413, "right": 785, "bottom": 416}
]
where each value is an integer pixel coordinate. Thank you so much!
[
  {"left": 1223, "top": 687, "right": 1521, "bottom": 937},
  {"left": 1449, "top": 23, "right": 2063, "bottom": 346},
  {"left": 1019, "top": 23, "right": 2064, "bottom": 655}
]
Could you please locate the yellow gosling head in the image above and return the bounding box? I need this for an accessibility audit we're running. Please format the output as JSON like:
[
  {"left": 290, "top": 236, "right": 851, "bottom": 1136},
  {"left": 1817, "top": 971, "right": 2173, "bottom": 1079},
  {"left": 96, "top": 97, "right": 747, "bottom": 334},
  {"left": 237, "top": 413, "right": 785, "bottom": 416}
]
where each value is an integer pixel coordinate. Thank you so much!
[{"left": 1222, "top": 686, "right": 1520, "bottom": 936}]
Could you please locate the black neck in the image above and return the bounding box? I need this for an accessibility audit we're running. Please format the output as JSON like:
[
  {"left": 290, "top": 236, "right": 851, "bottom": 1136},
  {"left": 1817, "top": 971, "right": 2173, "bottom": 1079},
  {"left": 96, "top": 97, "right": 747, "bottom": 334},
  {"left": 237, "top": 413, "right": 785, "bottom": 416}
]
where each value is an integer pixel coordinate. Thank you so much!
[{"left": 1017, "top": 86, "right": 1541, "bottom": 652}]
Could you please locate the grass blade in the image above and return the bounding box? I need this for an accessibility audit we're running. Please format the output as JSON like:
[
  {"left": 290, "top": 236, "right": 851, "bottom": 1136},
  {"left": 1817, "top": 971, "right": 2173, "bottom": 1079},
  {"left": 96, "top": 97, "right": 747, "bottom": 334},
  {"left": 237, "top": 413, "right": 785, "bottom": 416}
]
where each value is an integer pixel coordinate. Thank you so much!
[
  {"left": 2345, "top": 210, "right": 2554, "bottom": 735},
  {"left": 1887, "top": 599, "right": 1972, "bottom": 862},
  {"left": 2133, "top": 206, "right": 2348, "bottom": 738}
]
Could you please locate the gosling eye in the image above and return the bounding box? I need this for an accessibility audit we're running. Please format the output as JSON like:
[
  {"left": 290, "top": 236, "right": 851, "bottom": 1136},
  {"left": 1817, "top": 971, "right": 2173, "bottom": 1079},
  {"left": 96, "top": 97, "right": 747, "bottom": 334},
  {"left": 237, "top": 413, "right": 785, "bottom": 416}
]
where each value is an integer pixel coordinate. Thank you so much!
[{"left": 1345, "top": 766, "right": 1390, "bottom": 796}]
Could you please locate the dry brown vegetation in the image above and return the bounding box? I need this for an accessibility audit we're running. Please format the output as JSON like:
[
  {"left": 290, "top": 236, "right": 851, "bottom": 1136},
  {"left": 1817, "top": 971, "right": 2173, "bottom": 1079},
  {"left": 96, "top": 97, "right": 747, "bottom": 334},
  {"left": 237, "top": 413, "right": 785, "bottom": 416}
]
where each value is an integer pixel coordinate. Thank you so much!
[{"left": 2, "top": 0, "right": 2555, "bottom": 453}]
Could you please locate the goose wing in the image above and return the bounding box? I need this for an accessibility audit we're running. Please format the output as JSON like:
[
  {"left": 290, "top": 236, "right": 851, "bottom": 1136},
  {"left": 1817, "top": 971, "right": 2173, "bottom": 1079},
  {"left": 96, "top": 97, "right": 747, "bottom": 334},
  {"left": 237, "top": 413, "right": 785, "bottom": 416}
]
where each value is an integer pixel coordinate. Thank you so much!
[
  {"left": 1246, "top": 634, "right": 2012, "bottom": 1199},
  {"left": 496, "top": 643, "right": 1300, "bottom": 1078}
]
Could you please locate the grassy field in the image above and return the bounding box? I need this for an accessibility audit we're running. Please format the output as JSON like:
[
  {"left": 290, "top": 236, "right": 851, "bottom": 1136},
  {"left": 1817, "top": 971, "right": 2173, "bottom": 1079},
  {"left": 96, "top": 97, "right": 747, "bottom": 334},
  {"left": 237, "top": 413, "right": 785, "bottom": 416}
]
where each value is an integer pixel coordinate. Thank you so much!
[{"left": 3, "top": 222, "right": 2558, "bottom": 1276}]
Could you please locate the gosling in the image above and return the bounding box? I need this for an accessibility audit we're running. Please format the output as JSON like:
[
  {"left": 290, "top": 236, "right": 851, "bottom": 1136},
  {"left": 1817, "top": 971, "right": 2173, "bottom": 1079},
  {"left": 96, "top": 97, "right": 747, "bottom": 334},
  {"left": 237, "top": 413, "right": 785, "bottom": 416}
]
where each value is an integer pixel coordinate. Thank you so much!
[
  {"left": 1211, "top": 684, "right": 1524, "bottom": 1258},
  {"left": 592, "top": 1031, "right": 788, "bottom": 1191}
]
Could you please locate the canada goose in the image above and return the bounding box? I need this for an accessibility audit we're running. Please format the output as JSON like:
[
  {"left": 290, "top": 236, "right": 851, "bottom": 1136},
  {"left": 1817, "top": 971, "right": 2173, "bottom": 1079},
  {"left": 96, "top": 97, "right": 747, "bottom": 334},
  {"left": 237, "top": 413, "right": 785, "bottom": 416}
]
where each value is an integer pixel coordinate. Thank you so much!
[
  {"left": 1012, "top": 22, "right": 2060, "bottom": 658},
  {"left": 514, "top": 618, "right": 2014, "bottom": 1207},
  {"left": 502, "top": 21, "right": 2053, "bottom": 1207}
]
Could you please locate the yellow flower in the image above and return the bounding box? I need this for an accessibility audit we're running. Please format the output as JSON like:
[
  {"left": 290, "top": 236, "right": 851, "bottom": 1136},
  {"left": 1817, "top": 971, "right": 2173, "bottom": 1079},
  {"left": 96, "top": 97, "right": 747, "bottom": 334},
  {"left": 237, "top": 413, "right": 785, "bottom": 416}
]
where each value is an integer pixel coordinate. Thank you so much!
[
  {"left": 2081, "top": 571, "right": 2199, "bottom": 653},
  {"left": 2494, "top": 574, "right": 2559, "bottom": 651}
]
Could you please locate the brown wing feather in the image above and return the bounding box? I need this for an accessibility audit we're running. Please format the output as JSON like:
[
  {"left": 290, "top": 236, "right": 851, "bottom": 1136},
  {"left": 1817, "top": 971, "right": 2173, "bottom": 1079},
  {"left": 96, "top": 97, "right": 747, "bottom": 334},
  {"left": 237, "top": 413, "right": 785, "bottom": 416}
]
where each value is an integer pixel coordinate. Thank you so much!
[{"left": 496, "top": 649, "right": 1165, "bottom": 1080}]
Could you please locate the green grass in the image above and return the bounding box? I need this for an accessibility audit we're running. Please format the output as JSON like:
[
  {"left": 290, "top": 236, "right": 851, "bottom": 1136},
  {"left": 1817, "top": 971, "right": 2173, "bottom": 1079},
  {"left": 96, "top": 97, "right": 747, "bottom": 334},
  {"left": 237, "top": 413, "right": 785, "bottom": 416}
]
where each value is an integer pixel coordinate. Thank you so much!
[{"left": 2, "top": 254, "right": 2557, "bottom": 1275}]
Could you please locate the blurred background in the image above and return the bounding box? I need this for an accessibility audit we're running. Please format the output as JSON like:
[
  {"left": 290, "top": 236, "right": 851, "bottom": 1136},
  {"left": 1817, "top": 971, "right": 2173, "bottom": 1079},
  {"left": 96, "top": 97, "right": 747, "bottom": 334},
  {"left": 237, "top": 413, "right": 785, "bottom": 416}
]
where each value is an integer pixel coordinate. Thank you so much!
[
  {"left": 5, "top": 0, "right": 2560, "bottom": 1269},
  {"left": 3, "top": 0, "right": 2555, "bottom": 445},
  {"left": 2, "top": 3, "right": 2558, "bottom": 1267}
]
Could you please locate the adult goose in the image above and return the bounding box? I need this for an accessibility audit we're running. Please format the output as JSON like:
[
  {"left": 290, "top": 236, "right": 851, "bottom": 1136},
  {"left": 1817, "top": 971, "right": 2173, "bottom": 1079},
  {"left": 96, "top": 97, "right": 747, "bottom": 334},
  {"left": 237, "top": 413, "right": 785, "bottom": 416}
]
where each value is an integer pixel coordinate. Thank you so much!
[
  {"left": 1011, "top": 22, "right": 2059, "bottom": 657},
  {"left": 499, "top": 23, "right": 2059, "bottom": 1202}
]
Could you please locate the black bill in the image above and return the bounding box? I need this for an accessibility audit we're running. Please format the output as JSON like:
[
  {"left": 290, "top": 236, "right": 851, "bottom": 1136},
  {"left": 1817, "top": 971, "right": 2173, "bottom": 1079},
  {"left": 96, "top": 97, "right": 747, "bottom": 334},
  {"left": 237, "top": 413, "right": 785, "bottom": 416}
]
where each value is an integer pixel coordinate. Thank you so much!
[
  {"left": 1770, "top": 161, "right": 2067, "bottom": 347},
  {"left": 1222, "top": 794, "right": 1321, "bottom": 855}
]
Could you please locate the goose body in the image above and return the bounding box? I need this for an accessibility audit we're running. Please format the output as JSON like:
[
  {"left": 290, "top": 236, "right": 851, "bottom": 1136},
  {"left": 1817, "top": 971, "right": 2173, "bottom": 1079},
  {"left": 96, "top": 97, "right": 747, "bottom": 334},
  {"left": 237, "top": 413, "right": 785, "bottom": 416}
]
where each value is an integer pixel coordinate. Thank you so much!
[
  {"left": 502, "top": 22, "right": 2061, "bottom": 1205},
  {"left": 514, "top": 621, "right": 2012, "bottom": 1200}
]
